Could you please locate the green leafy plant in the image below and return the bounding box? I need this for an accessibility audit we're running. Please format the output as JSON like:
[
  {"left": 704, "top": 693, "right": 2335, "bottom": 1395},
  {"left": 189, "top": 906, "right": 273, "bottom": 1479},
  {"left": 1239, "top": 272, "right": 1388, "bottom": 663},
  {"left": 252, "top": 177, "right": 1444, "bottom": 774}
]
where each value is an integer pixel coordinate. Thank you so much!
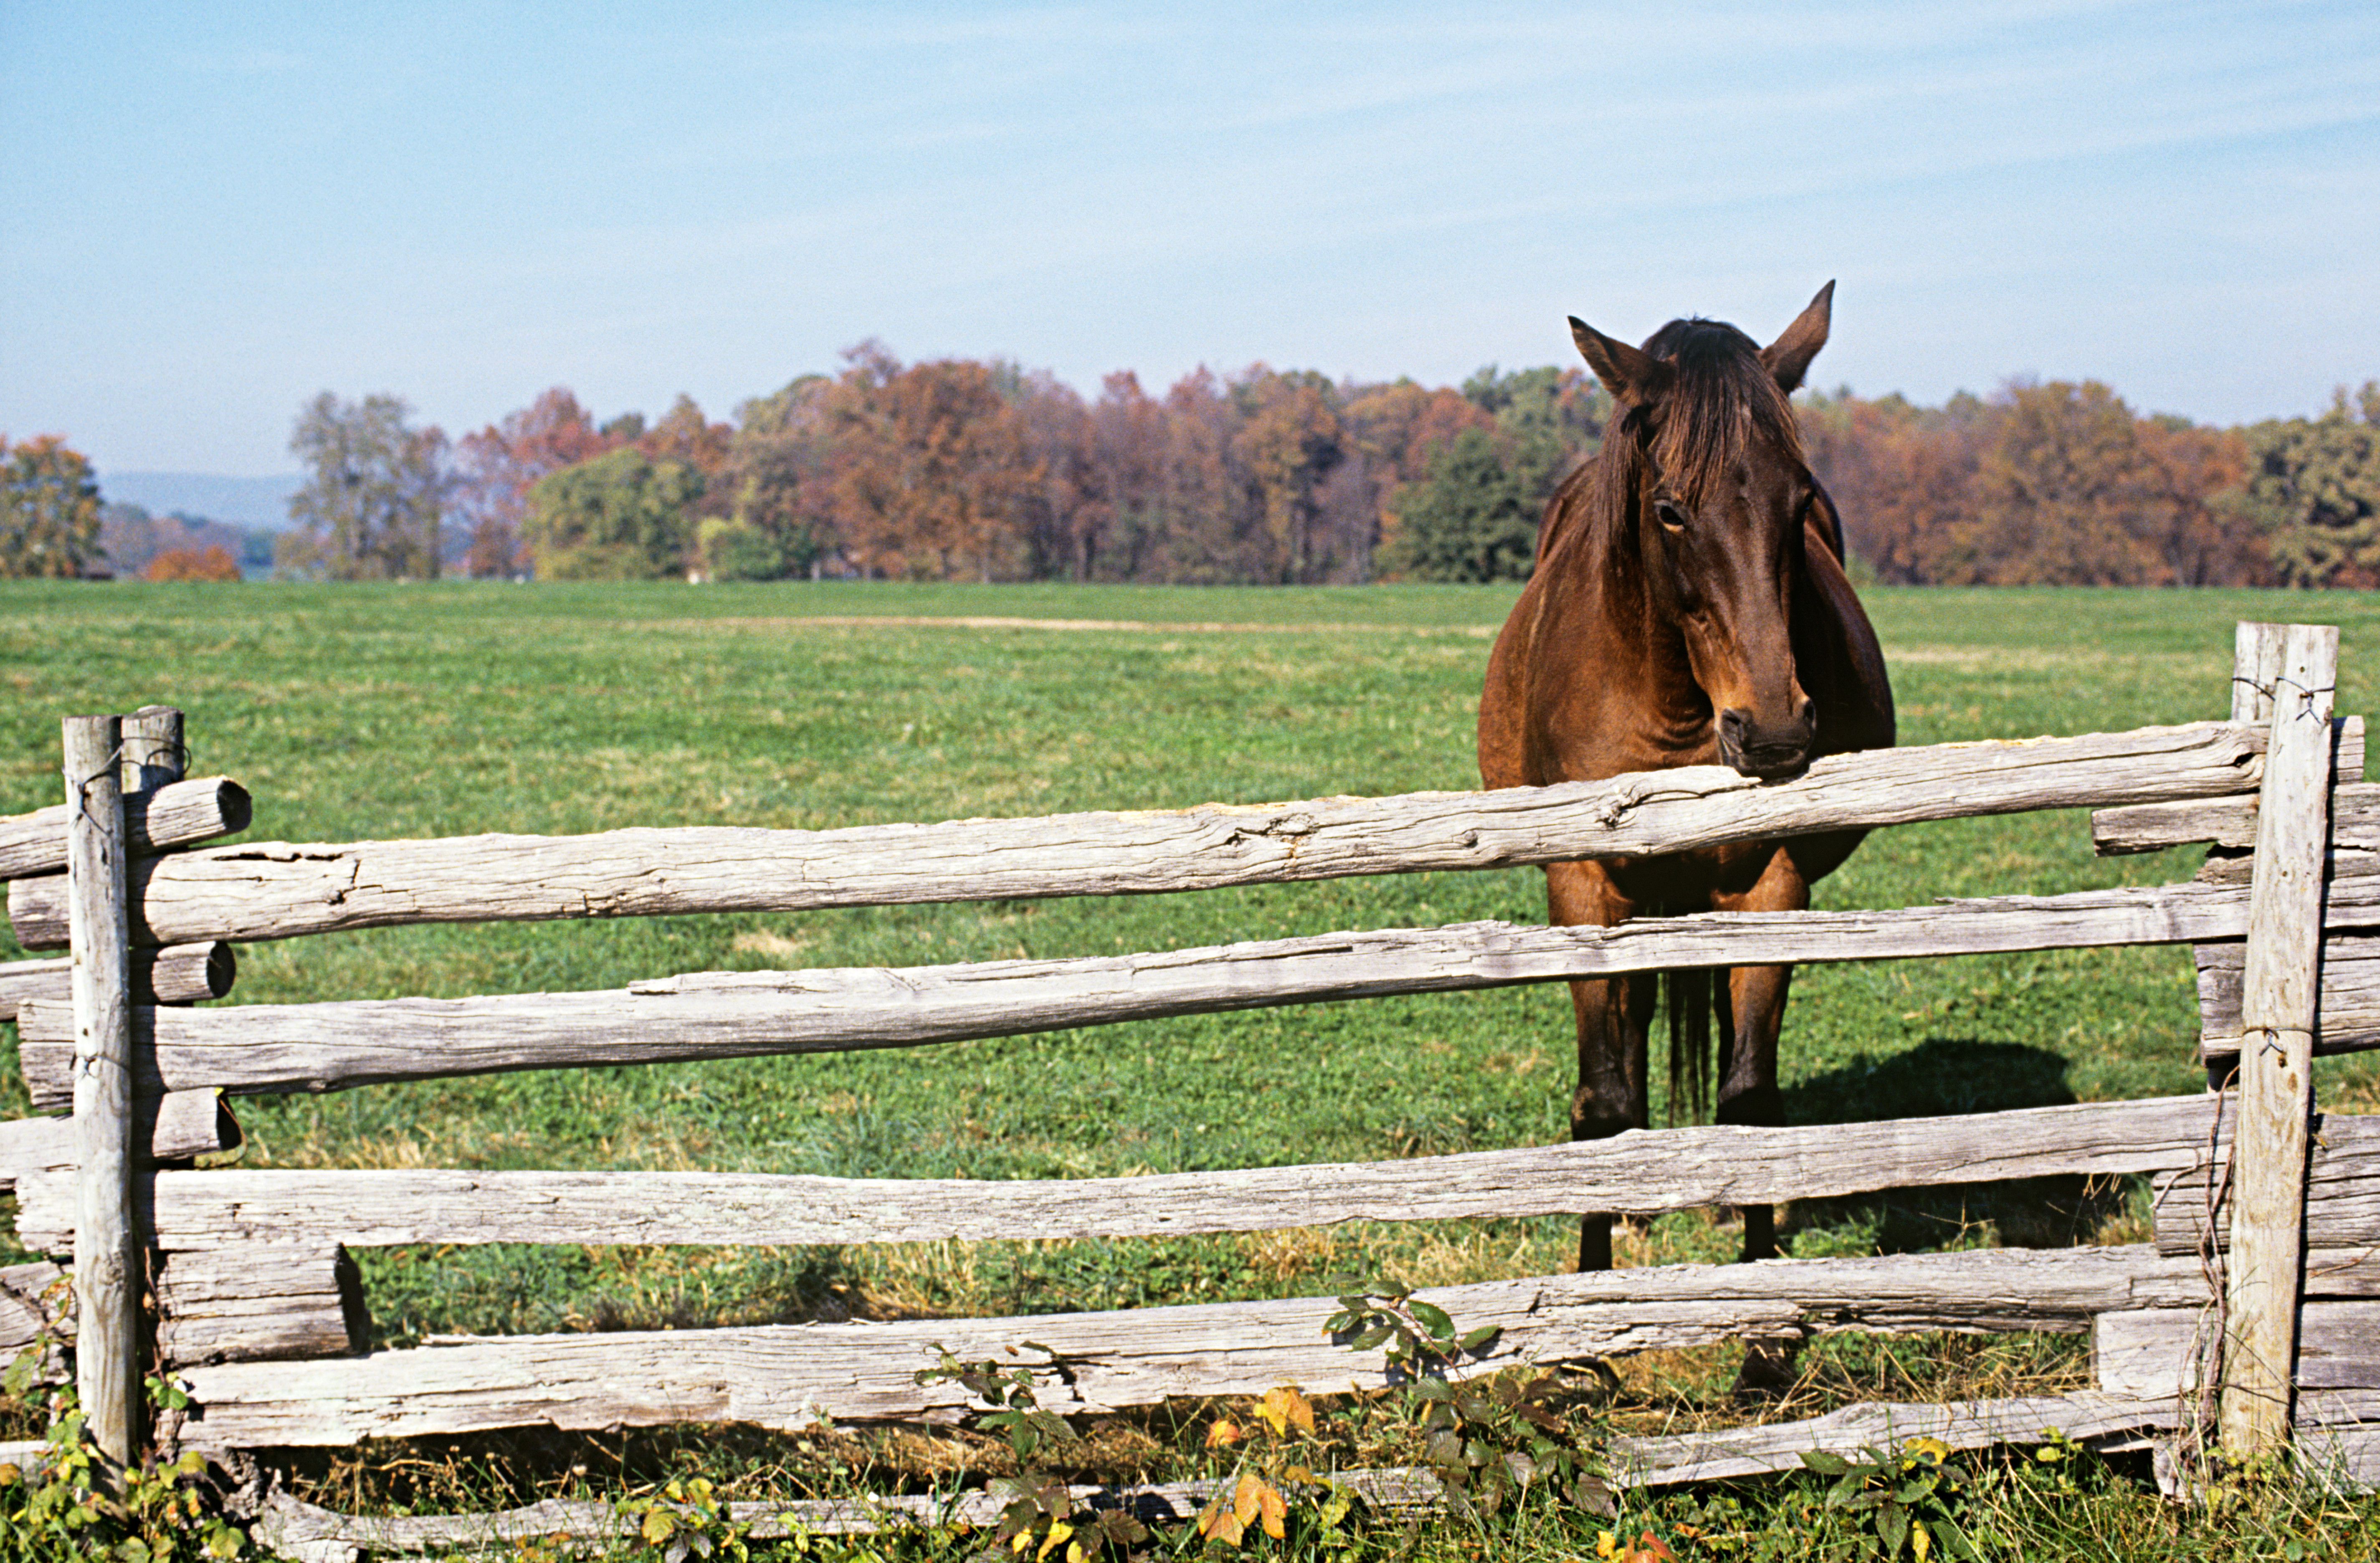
[
  {"left": 1323, "top": 1284, "right": 1500, "bottom": 1375},
  {"left": 617, "top": 1475, "right": 750, "bottom": 1563},
  {"left": 1408, "top": 1373, "right": 1614, "bottom": 1522},
  {"left": 914, "top": 1348, "right": 1148, "bottom": 1562},
  {"left": 1325, "top": 1289, "right": 1612, "bottom": 1534},
  {"left": 1799, "top": 1437, "right": 1980, "bottom": 1560},
  {"left": 0, "top": 1351, "right": 248, "bottom": 1562},
  {"left": 981, "top": 1474, "right": 1150, "bottom": 1563},
  {"left": 915, "top": 1344, "right": 1080, "bottom": 1465}
]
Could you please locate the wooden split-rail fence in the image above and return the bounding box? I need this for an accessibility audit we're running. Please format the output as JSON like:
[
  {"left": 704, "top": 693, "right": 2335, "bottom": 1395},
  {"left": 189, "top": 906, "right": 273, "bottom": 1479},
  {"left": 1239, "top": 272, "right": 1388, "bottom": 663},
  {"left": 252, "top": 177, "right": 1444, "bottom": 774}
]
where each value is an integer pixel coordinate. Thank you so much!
[{"left": 2, "top": 621, "right": 2376, "bottom": 1558}]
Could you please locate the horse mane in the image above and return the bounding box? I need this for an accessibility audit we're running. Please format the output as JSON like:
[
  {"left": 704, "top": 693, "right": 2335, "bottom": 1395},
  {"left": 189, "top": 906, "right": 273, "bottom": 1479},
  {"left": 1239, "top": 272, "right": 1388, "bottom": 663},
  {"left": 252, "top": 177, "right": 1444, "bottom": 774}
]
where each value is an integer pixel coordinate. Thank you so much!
[
  {"left": 1587, "top": 317, "right": 1808, "bottom": 530},
  {"left": 1534, "top": 316, "right": 1815, "bottom": 578}
]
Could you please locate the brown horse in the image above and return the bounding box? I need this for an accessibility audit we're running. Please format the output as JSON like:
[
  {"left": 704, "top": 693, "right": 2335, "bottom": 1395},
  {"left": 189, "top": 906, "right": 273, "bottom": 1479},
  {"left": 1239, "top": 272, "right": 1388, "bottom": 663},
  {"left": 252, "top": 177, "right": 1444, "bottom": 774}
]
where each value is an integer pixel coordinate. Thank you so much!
[{"left": 1477, "top": 283, "right": 1895, "bottom": 1271}]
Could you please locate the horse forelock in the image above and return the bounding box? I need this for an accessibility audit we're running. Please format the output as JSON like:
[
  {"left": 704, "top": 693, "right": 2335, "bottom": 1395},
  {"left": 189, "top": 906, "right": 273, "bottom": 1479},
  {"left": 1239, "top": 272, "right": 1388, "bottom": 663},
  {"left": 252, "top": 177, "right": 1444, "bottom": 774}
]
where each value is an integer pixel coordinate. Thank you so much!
[{"left": 1640, "top": 318, "right": 1806, "bottom": 507}]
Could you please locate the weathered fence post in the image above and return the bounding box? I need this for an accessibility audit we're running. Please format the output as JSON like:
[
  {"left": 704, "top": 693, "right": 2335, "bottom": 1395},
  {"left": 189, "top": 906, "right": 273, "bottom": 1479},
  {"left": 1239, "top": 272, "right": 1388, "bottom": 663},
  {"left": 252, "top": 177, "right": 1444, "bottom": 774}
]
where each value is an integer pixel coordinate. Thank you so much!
[
  {"left": 2230, "top": 623, "right": 2286, "bottom": 728},
  {"left": 2218, "top": 622, "right": 2336, "bottom": 1457},
  {"left": 123, "top": 705, "right": 185, "bottom": 797},
  {"left": 65, "top": 714, "right": 141, "bottom": 1465},
  {"left": 2209, "top": 624, "right": 2289, "bottom": 1096}
]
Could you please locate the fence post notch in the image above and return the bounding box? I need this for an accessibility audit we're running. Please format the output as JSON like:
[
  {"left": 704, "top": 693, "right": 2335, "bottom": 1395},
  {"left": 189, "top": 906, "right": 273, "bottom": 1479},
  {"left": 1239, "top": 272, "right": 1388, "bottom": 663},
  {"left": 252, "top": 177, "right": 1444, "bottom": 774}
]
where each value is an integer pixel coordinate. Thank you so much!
[
  {"left": 65, "top": 714, "right": 142, "bottom": 1466},
  {"left": 2218, "top": 622, "right": 2336, "bottom": 1459}
]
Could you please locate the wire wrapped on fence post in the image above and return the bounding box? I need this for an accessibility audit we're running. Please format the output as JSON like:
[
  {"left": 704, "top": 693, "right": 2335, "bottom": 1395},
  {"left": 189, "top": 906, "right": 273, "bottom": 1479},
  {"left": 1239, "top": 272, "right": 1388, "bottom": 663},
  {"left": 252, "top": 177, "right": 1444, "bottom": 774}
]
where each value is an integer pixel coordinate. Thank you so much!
[
  {"left": 64, "top": 712, "right": 142, "bottom": 1467},
  {"left": 2218, "top": 623, "right": 2336, "bottom": 1459}
]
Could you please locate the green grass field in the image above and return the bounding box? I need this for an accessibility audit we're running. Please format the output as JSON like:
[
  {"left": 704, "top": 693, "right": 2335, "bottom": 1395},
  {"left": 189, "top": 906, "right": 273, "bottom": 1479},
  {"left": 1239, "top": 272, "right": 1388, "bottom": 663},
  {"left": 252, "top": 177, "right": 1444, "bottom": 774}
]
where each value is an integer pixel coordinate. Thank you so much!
[{"left": 3, "top": 580, "right": 2377, "bottom": 1559}]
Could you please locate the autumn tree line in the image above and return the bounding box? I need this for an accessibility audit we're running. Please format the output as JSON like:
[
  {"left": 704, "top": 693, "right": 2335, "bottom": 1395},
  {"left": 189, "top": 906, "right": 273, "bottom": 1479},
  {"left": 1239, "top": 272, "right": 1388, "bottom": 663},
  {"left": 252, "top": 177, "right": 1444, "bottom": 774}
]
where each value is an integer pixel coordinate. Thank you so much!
[{"left": 5, "top": 348, "right": 2380, "bottom": 588}]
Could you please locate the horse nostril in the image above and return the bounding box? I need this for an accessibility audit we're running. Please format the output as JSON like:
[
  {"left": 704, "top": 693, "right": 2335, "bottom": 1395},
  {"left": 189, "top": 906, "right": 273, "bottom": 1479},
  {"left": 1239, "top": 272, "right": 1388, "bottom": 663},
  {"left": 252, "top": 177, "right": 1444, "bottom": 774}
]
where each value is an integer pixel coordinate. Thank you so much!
[{"left": 1718, "top": 705, "right": 1810, "bottom": 778}]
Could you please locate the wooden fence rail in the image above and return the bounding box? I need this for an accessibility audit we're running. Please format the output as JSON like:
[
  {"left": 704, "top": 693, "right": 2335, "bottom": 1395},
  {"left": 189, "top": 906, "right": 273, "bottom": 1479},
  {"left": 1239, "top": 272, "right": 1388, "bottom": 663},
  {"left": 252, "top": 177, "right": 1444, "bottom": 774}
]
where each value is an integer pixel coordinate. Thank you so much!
[
  {"left": 5, "top": 719, "right": 2358, "bottom": 952},
  {"left": 172, "top": 1244, "right": 2237, "bottom": 1451},
  {"left": 17, "top": 873, "right": 2380, "bottom": 1110},
  {"left": 7, "top": 1095, "right": 2228, "bottom": 1252},
  {"left": 0, "top": 943, "right": 234, "bottom": 1020},
  {"left": 0, "top": 775, "right": 249, "bottom": 880}
]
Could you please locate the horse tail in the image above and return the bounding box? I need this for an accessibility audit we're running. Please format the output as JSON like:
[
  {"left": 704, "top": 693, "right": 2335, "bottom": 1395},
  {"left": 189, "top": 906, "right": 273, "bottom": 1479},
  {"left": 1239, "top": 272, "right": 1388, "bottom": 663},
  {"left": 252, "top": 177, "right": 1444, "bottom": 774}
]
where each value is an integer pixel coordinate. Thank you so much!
[{"left": 1664, "top": 968, "right": 1717, "bottom": 1125}]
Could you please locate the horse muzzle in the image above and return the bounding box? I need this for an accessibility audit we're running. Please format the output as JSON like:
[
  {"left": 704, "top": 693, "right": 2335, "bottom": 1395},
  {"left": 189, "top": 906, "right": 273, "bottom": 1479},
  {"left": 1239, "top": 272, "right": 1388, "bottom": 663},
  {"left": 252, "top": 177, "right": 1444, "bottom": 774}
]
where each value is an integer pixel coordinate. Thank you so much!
[{"left": 1717, "top": 702, "right": 1816, "bottom": 780}]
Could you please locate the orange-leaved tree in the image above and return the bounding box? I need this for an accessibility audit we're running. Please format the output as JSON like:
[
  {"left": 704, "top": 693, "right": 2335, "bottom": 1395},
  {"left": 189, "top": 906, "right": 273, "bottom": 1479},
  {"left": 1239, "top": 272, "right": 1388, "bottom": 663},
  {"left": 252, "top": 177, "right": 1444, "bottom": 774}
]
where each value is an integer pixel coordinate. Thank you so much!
[
  {"left": 817, "top": 346, "right": 1043, "bottom": 581},
  {"left": 146, "top": 545, "right": 242, "bottom": 582}
]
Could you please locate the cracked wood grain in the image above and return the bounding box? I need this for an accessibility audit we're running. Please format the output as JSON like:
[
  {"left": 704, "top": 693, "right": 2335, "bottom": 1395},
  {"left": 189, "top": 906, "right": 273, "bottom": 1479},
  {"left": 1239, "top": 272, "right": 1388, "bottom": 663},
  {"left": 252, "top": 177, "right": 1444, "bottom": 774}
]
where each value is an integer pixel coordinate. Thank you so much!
[
  {"left": 2196, "top": 935, "right": 2380, "bottom": 1060},
  {"left": 10, "top": 1096, "right": 2222, "bottom": 1252},
  {"left": 0, "top": 777, "right": 249, "bottom": 882},
  {"left": 2096, "top": 1303, "right": 2380, "bottom": 1399},
  {"left": 245, "top": 1389, "right": 2193, "bottom": 1560},
  {"left": 0, "top": 1089, "right": 239, "bottom": 1191},
  {"left": 176, "top": 1246, "right": 2215, "bottom": 1449},
  {"left": 3, "top": 722, "right": 2285, "bottom": 950},
  {"left": 0, "top": 942, "right": 233, "bottom": 1021},
  {"left": 2152, "top": 1111, "right": 2380, "bottom": 1256},
  {"left": 0, "top": 1246, "right": 365, "bottom": 1371},
  {"left": 23, "top": 873, "right": 2380, "bottom": 1109},
  {"left": 2098, "top": 775, "right": 2380, "bottom": 858},
  {"left": 2221, "top": 623, "right": 2337, "bottom": 1454}
]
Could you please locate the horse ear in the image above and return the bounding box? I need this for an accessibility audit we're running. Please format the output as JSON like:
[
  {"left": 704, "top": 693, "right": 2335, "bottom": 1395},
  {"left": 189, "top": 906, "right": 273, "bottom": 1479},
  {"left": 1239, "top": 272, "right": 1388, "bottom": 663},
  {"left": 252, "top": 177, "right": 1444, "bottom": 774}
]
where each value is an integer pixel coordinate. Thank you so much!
[
  {"left": 1760, "top": 281, "right": 1834, "bottom": 393},
  {"left": 1569, "top": 317, "right": 1672, "bottom": 407}
]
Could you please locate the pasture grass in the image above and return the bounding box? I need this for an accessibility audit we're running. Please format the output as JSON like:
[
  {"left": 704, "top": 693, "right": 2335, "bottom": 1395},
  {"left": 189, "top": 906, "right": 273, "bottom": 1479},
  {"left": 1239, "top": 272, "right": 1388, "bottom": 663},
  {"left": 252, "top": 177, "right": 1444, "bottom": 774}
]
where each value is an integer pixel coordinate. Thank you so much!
[{"left": 4, "top": 579, "right": 2380, "bottom": 1557}]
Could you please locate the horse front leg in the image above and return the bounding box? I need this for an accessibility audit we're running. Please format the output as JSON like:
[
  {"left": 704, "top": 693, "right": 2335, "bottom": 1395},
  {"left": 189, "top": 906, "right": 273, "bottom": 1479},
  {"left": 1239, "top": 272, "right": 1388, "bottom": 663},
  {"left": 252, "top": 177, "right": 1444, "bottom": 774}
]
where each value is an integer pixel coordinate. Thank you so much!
[
  {"left": 1711, "top": 846, "right": 1809, "bottom": 1262},
  {"left": 1712, "top": 848, "right": 1810, "bottom": 1399},
  {"left": 1548, "top": 860, "right": 1654, "bottom": 1272}
]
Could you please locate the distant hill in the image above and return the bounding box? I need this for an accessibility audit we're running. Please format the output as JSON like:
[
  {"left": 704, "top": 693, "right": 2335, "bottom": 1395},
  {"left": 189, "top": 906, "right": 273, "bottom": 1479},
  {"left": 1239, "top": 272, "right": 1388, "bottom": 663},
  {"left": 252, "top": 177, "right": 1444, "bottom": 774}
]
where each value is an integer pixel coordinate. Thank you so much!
[{"left": 100, "top": 472, "right": 301, "bottom": 529}]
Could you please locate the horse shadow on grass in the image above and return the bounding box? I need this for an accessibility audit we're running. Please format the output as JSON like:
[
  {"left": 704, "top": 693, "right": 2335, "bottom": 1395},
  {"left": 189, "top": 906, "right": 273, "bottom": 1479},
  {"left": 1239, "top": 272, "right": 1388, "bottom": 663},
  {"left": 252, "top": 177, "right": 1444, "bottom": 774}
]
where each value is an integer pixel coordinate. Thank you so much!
[{"left": 1773, "top": 1037, "right": 2134, "bottom": 1254}]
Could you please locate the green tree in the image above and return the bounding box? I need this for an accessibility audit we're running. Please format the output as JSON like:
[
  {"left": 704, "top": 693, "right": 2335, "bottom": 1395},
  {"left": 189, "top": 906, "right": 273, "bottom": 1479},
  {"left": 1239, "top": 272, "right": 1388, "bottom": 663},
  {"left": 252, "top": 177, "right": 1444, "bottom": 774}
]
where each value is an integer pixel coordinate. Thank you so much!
[
  {"left": 2241, "top": 383, "right": 2380, "bottom": 588},
  {"left": 522, "top": 447, "right": 704, "bottom": 579},
  {"left": 716, "top": 375, "right": 836, "bottom": 578},
  {"left": 0, "top": 435, "right": 104, "bottom": 578},
  {"left": 1381, "top": 427, "right": 1536, "bottom": 581},
  {"left": 1461, "top": 364, "right": 1605, "bottom": 512},
  {"left": 281, "top": 392, "right": 448, "bottom": 579}
]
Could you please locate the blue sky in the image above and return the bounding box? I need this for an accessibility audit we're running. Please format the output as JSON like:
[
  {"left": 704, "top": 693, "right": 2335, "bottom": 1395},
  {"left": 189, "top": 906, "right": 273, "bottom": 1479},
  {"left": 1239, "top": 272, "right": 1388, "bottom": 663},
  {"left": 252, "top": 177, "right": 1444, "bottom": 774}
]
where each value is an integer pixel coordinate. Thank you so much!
[{"left": 4, "top": 1, "right": 2376, "bottom": 476}]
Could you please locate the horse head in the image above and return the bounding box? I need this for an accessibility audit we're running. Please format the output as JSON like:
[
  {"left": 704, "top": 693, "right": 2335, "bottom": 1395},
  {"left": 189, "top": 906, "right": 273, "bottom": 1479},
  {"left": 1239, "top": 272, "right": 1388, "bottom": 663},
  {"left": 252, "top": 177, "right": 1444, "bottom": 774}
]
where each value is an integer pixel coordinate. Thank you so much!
[{"left": 1567, "top": 283, "right": 1836, "bottom": 780}]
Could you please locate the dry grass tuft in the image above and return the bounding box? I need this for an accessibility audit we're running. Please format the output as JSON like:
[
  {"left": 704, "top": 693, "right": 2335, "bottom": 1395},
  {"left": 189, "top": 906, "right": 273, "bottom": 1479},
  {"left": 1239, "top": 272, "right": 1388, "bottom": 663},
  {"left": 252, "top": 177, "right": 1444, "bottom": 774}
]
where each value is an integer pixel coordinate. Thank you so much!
[{"left": 730, "top": 929, "right": 811, "bottom": 959}]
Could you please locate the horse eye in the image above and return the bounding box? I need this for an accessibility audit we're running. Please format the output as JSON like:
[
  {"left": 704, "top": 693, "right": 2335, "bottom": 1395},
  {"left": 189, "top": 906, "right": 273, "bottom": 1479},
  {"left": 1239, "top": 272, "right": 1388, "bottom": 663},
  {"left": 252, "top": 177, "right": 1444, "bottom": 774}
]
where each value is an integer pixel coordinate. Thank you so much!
[{"left": 1655, "top": 500, "right": 1687, "bottom": 532}]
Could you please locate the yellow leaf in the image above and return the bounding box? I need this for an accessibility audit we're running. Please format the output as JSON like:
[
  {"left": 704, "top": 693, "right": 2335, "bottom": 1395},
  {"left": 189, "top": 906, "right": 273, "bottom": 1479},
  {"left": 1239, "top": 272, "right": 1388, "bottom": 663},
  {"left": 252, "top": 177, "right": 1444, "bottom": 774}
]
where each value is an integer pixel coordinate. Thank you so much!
[
  {"left": 1261, "top": 1385, "right": 1315, "bottom": 1437},
  {"left": 641, "top": 1510, "right": 675, "bottom": 1545},
  {"left": 1233, "top": 1472, "right": 1266, "bottom": 1529},
  {"left": 1598, "top": 1533, "right": 1620, "bottom": 1560},
  {"left": 1912, "top": 1519, "right": 1932, "bottom": 1561},
  {"left": 1258, "top": 1481, "right": 1288, "bottom": 1540},
  {"left": 1198, "top": 1495, "right": 1246, "bottom": 1548},
  {"left": 1907, "top": 1436, "right": 1952, "bottom": 1466},
  {"left": 1205, "top": 1419, "right": 1243, "bottom": 1448},
  {"left": 1066, "top": 1544, "right": 1086, "bottom": 1563},
  {"left": 1282, "top": 1464, "right": 1314, "bottom": 1485},
  {"left": 1037, "top": 1520, "right": 1073, "bottom": 1560}
]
